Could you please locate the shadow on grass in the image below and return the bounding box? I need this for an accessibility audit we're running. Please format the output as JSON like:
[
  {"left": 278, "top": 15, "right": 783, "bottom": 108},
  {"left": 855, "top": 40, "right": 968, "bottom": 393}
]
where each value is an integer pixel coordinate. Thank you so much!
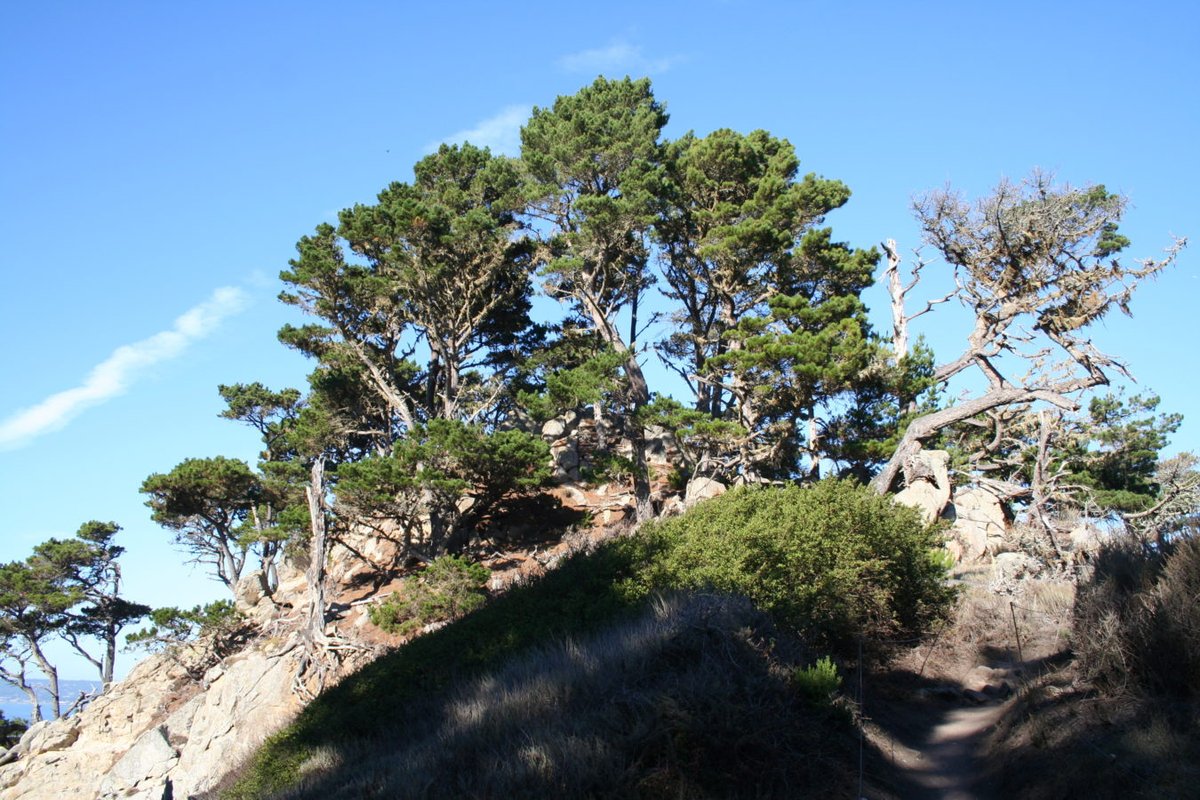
[
  {"left": 859, "top": 650, "right": 1070, "bottom": 800},
  {"left": 213, "top": 535, "right": 661, "bottom": 799},
  {"left": 251, "top": 594, "right": 873, "bottom": 799},
  {"left": 981, "top": 675, "right": 1200, "bottom": 799},
  {"left": 213, "top": 534, "right": 903, "bottom": 799}
]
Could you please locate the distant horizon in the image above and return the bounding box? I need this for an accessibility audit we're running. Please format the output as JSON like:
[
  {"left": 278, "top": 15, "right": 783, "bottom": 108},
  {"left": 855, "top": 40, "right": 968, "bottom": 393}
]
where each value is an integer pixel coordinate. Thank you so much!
[{"left": 0, "top": 679, "right": 103, "bottom": 725}]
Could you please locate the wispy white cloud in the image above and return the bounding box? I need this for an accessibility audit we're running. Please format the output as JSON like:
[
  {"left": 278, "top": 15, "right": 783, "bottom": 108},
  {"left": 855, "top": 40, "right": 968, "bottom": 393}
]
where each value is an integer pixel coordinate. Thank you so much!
[
  {"left": 0, "top": 286, "right": 249, "bottom": 450},
  {"left": 425, "top": 105, "right": 531, "bottom": 157},
  {"left": 557, "top": 41, "right": 682, "bottom": 75}
]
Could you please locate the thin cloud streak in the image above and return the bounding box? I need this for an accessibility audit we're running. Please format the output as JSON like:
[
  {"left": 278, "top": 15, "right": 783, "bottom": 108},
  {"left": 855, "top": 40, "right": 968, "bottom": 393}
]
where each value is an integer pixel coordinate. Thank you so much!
[
  {"left": 0, "top": 286, "right": 249, "bottom": 450},
  {"left": 425, "top": 105, "right": 531, "bottom": 157},
  {"left": 558, "top": 41, "right": 681, "bottom": 75}
]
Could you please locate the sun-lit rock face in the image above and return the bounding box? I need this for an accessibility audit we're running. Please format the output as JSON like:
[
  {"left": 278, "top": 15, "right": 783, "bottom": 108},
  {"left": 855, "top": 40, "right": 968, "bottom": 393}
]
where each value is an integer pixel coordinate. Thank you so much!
[
  {"left": 0, "top": 644, "right": 306, "bottom": 800},
  {"left": 892, "top": 449, "right": 952, "bottom": 525}
]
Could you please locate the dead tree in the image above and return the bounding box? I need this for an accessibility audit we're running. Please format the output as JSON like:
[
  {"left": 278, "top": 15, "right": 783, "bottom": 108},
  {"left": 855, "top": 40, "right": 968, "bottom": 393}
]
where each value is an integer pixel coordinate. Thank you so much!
[{"left": 872, "top": 172, "right": 1183, "bottom": 494}]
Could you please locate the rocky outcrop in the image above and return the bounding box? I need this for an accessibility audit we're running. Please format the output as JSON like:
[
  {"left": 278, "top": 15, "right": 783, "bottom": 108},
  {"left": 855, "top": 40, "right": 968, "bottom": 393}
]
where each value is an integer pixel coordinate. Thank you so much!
[
  {"left": 893, "top": 450, "right": 952, "bottom": 525},
  {"left": 949, "top": 488, "right": 1010, "bottom": 562},
  {"left": 684, "top": 476, "right": 726, "bottom": 508},
  {"left": 0, "top": 640, "right": 305, "bottom": 800}
]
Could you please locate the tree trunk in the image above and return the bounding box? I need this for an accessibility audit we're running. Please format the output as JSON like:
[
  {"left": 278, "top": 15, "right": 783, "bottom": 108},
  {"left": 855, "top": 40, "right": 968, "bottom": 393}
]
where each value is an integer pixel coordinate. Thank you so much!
[
  {"left": 631, "top": 425, "right": 655, "bottom": 522},
  {"left": 593, "top": 401, "right": 607, "bottom": 450},
  {"left": 22, "top": 683, "right": 41, "bottom": 724},
  {"left": 303, "top": 458, "right": 329, "bottom": 651},
  {"left": 2, "top": 668, "right": 42, "bottom": 724},
  {"left": 806, "top": 415, "right": 821, "bottom": 481},
  {"left": 579, "top": 295, "right": 655, "bottom": 521},
  {"left": 28, "top": 642, "right": 59, "bottom": 720},
  {"left": 883, "top": 239, "right": 908, "bottom": 362},
  {"left": 102, "top": 620, "right": 116, "bottom": 687},
  {"left": 871, "top": 386, "right": 1081, "bottom": 495}
]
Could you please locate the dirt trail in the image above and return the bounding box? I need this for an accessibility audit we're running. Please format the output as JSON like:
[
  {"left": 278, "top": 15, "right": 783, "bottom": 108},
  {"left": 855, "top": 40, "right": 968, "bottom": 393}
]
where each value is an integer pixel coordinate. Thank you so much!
[{"left": 883, "top": 697, "right": 1011, "bottom": 799}]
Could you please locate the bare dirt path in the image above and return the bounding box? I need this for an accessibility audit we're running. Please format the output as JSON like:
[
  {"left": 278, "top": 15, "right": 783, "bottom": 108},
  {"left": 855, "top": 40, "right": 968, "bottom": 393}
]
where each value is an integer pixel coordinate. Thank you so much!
[
  {"left": 894, "top": 698, "right": 1010, "bottom": 799},
  {"left": 865, "top": 689, "right": 1012, "bottom": 800}
]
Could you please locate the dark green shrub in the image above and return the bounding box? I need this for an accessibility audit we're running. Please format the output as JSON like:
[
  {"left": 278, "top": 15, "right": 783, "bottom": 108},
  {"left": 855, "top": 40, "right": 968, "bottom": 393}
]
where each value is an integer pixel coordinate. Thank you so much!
[
  {"left": 628, "top": 480, "right": 955, "bottom": 652},
  {"left": 0, "top": 711, "right": 27, "bottom": 748},
  {"left": 369, "top": 557, "right": 490, "bottom": 637}
]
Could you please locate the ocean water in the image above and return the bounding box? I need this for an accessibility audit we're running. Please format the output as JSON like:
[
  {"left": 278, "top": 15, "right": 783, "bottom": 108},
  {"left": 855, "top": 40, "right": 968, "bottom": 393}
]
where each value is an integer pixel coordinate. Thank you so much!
[{"left": 0, "top": 680, "right": 102, "bottom": 724}]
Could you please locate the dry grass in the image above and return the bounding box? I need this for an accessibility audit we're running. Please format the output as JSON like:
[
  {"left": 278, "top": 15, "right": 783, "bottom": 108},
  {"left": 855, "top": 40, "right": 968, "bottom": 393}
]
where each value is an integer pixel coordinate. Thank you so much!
[
  {"left": 265, "top": 593, "right": 862, "bottom": 799},
  {"left": 902, "top": 575, "right": 1073, "bottom": 685},
  {"left": 986, "top": 663, "right": 1200, "bottom": 799},
  {"left": 983, "top": 536, "right": 1200, "bottom": 799}
]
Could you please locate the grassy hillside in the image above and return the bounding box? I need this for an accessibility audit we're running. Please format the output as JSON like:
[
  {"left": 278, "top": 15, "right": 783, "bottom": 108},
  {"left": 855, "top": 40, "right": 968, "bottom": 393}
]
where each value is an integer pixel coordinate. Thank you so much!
[{"left": 214, "top": 480, "right": 953, "bottom": 799}]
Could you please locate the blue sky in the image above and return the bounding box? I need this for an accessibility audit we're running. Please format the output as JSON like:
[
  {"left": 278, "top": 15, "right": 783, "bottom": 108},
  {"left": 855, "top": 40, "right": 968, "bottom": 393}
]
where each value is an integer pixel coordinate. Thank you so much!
[{"left": 2, "top": 1, "right": 1197, "bottom": 679}]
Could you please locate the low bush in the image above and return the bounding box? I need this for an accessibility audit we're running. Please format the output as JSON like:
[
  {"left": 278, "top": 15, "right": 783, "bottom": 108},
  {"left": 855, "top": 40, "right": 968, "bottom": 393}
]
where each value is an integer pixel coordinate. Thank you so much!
[
  {"left": 629, "top": 480, "right": 955, "bottom": 653},
  {"left": 794, "top": 655, "right": 842, "bottom": 708},
  {"left": 369, "top": 556, "right": 490, "bottom": 636}
]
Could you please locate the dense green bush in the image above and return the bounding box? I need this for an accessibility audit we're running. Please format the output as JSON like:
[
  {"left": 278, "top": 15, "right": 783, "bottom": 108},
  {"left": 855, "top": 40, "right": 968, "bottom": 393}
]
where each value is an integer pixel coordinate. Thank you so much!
[
  {"left": 369, "top": 556, "right": 490, "bottom": 637},
  {"left": 628, "top": 480, "right": 955, "bottom": 652}
]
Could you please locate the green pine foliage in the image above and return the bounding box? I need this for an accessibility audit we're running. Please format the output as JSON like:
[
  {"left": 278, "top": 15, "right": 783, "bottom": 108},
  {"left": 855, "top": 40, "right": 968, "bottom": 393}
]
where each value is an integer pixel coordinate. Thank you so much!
[
  {"left": 125, "top": 600, "right": 251, "bottom": 679},
  {"left": 0, "top": 710, "right": 27, "bottom": 748},
  {"left": 335, "top": 419, "right": 551, "bottom": 553},
  {"left": 1073, "top": 393, "right": 1182, "bottom": 513}
]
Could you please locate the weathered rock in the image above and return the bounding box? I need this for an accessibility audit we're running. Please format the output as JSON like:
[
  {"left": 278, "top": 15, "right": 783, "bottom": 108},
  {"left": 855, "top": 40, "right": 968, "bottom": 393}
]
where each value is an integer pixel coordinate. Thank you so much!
[
  {"left": 659, "top": 495, "right": 686, "bottom": 517},
  {"left": 330, "top": 522, "right": 404, "bottom": 584},
  {"left": 684, "top": 477, "right": 726, "bottom": 508},
  {"left": 1, "top": 644, "right": 303, "bottom": 800},
  {"left": 893, "top": 450, "right": 952, "bottom": 524},
  {"left": 234, "top": 570, "right": 268, "bottom": 610},
  {"left": 643, "top": 425, "right": 680, "bottom": 465},
  {"left": 273, "top": 561, "right": 308, "bottom": 604},
  {"left": 944, "top": 538, "right": 965, "bottom": 564},
  {"left": 162, "top": 649, "right": 302, "bottom": 795},
  {"left": 97, "top": 726, "right": 177, "bottom": 799},
  {"left": 555, "top": 484, "right": 589, "bottom": 509},
  {"left": 551, "top": 440, "right": 580, "bottom": 481},
  {"left": 19, "top": 719, "right": 78, "bottom": 755},
  {"left": 952, "top": 488, "right": 1009, "bottom": 561},
  {"left": 542, "top": 418, "right": 567, "bottom": 439},
  {"left": 600, "top": 507, "right": 629, "bottom": 526}
]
